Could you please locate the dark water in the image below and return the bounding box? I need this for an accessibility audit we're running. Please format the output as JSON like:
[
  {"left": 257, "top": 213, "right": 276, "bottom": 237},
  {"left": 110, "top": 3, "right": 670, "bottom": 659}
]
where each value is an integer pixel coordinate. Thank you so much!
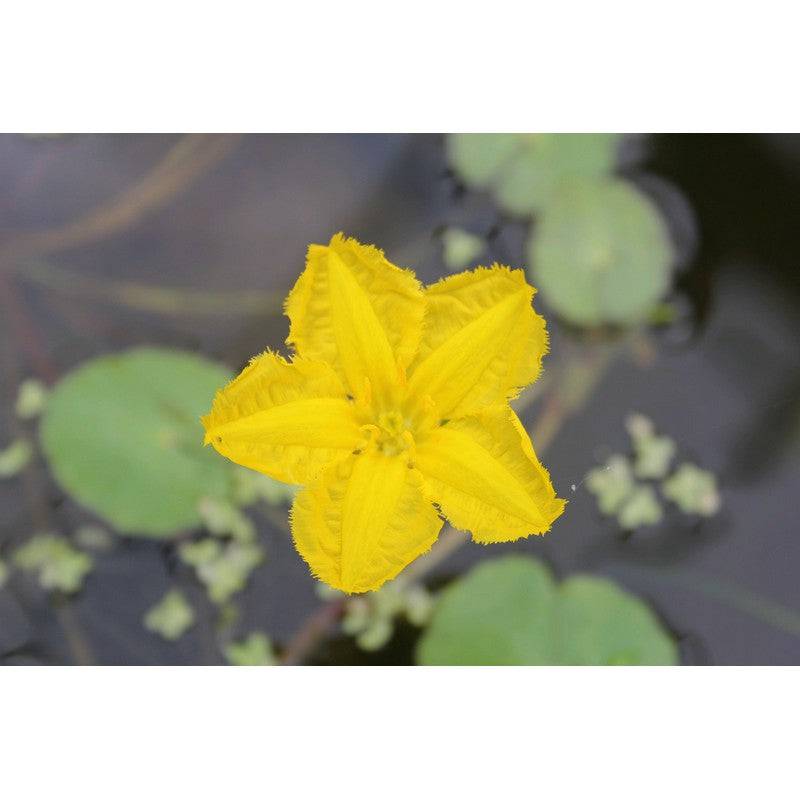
[{"left": 1, "top": 133, "right": 798, "bottom": 665}]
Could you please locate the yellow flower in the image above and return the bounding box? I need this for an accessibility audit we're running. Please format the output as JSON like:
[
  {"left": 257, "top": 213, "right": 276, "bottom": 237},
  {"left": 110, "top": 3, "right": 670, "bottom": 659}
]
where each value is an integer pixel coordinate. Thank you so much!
[{"left": 202, "top": 234, "right": 566, "bottom": 593}]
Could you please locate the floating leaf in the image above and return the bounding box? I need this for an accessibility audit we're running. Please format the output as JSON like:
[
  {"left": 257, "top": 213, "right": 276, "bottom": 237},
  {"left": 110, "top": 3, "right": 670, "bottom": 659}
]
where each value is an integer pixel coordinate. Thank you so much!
[
  {"left": 495, "top": 134, "right": 621, "bottom": 215},
  {"left": 0, "top": 438, "right": 33, "bottom": 478},
  {"left": 14, "top": 533, "right": 93, "bottom": 593},
  {"left": 40, "top": 348, "right": 233, "bottom": 537},
  {"left": 440, "top": 227, "right": 485, "bottom": 271},
  {"left": 144, "top": 589, "right": 194, "bottom": 640},
  {"left": 662, "top": 463, "right": 721, "bottom": 516},
  {"left": 616, "top": 484, "right": 663, "bottom": 529},
  {"left": 586, "top": 455, "right": 635, "bottom": 515},
  {"left": 15, "top": 379, "right": 48, "bottom": 420},
  {"left": 446, "top": 133, "right": 521, "bottom": 189},
  {"left": 447, "top": 133, "right": 622, "bottom": 215},
  {"left": 528, "top": 179, "right": 673, "bottom": 327},
  {"left": 417, "top": 555, "right": 677, "bottom": 665},
  {"left": 224, "top": 632, "right": 276, "bottom": 666}
]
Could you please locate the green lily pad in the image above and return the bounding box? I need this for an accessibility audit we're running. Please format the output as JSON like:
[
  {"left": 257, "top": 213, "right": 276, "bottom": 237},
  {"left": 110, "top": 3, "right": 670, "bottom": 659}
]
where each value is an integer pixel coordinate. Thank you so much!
[
  {"left": 528, "top": 178, "right": 674, "bottom": 327},
  {"left": 40, "top": 348, "right": 233, "bottom": 538},
  {"left": 447, "top": 133, "right": 622, "bottom": 215},
  {"left": 417, "top": 555, "right": 677, "bottom": 665},
  {"left": 446, "top": 133, "right": 521, "bottom": 189}
]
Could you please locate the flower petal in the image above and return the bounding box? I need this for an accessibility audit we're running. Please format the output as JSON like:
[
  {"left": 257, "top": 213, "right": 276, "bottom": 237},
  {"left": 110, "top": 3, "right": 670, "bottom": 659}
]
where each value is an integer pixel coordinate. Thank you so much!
[
  {"left": 201, "top": 352, "right": 360, "bottom": 485},
  {"left": 414, "top": 407, "right": 565, "bottom": 542},
  {"left": 291, "top": 451, "right": 443, "bottom": 593},
  {"left": 284, "top": 233, "right": 426, "bottom": 403},
  {"left": 407, "top": 266, "right": 548, "bottom": 419}
]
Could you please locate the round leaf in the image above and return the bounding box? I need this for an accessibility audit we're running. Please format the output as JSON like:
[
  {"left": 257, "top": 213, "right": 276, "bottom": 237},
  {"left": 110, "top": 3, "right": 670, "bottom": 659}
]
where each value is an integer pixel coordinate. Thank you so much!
[
  {"left": 528, "top": 178, "right": 674, "bottom": 326},
  {"left": 556, "top": 575, "right": 676, "bottom": 664},
  {"left": 494, "top": 133, "right": 621, "bottom": 215},
  {"left": 417, "top": 555, "right": 678, "bottom": 665},
  {"left": 446, "top": 133, "right": 622, "bottom": 215},
  {"left": 40, "top": 348, "right": 233, "bottom": 537},
  {"left": 446, "top": 133, "right": 521, "bottom": 189}
]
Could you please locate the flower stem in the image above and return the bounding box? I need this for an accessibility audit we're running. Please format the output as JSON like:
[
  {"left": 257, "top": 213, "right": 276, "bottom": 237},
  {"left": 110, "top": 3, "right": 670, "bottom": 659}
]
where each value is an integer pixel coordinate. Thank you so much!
[{"left": 280, "top": 598, "right": 347, "bottom": 666}]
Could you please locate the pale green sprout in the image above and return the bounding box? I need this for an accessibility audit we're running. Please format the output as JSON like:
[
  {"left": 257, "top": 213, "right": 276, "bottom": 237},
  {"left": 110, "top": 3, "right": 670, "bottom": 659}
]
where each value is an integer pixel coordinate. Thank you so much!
[
  {"left": 15, "top": 379, "right": 48, "bottom": 420},
  {"left": 586, "top": 455, "right": 635, "bottom": 515},
  {"left": 440, "top": 227, "right": 485, "bottom": 271},
  {"left": 14, "top": 533, "right": 93, "bottom": 593},
  {"left": 179, "top": 539, "right": 264, "bottom": 604},
  {"left": 224, "top": 632, "right": 276, "bottom": 666},
  {"left": 662, "top": 463, "right": 721, "bottom": 516},
  {"left": 231, "top": 467, "right": 297, "bottom": 507},
  {"left": 144, "top": 589, "right": 195, "bottom": 640},
  {"left": 617, "top": 485, "right": 663, "bottom": 529},
  {"left": 337, "top": 580, "right": 436, "bottom": 652},
  {"left": 179, "top": 538, "right": 222, "bottom": 567},
  {"left": 184, "top": 494, "right": 266, "bottom": 605},
  {"left": 0, "top": 559, "right": 8, "bottom": 588},
  {"left": 0, "top": 438, "right": 33, "bottom": 478},
  {"left": 586, "top": 414, "right": 721, "bottom": 530},
  {"left": 73, "top": 525, "right": 113, "bottom": 551},
  {"left": 626, "top": 413, "right": 676, "bottom": 479},
  {"left": 198, "top": 496, "right": 255, "bottom": 542}
]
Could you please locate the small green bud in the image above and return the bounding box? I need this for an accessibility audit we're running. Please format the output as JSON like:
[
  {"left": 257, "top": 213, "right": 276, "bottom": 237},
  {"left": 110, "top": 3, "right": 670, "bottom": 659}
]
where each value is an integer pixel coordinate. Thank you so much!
[{"left": 15, "top": 379, "right": 48, "bottom": 420}]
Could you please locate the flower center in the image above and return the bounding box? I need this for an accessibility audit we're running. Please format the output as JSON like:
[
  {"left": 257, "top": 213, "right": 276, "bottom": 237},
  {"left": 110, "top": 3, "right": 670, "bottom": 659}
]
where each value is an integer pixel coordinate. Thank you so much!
[{"left": 359, "top": 410, "right": 415, "bottom": 458}]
